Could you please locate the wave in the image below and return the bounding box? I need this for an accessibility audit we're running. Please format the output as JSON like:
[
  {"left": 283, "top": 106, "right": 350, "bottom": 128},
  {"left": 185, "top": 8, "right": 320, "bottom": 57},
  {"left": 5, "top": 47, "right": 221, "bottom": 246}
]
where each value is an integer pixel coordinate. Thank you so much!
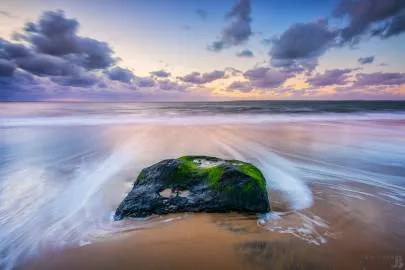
[
  {"left": 2, "top": 112, "right": 405, "bottom": 127},
  {"left": 1, "top": 114, "right": 405, "bottom": 268}
]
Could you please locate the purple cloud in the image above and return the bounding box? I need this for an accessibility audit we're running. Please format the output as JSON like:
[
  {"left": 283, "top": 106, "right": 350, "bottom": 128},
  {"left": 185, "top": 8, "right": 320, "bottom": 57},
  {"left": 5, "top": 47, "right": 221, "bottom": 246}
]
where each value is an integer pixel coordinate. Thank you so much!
[
  {"left": 178, "top": 70, "right": 226, "bottom": 84},
  {"left": 270, "top": 19, "right": 337, "bottom": 72},
  {"left": 227, "top": 81, "right": 253, "bottom": 92},
  {"left": 209, "top": 0, "right": 252, "bottom": 51},
  {"left": 236, "top": 49, "right": 254, "bottom": 58},
  {"left": 244, "top": 67, "right": 290, "bottom": 89},
  {"left": 150, "top": 70, "right": 171, "bottom": 78},
  {"left": 0, "top": 10, "right": 135, "bottom": 100},
  {"left": 135, "top": 76, "right": 156, "bottom": 87},
  {"left": 51, "top": 73, "right": 100, "bottom": 87},
  {"left": 22, "top": 10, "right": 116, "bottom": 69},
  {"left": 334, "top": 0, "right": 405, "bottom": 43},
  {"left": 157, "top": 79, "right": 188, "bottom": 91},
  {"left": 0, "top": 59, "right": 15, "bottom": 77},
  {"left": 355, "top": 72, "right": 405, "bottom": 86},
  {"left": 383, "top": 11, "right": 405, "bottom": 38},
  {"left": 105, "top": 67, "right": 134, "bottom": 84},
  {"left": 15, "top": 54, "right": 81, "bottom": 76},
  {"left": 358, "top": 56, "right": 375, "bottom": 65},
  {"left": 307, "top": 69, "right": 353, "bottom": 86}
]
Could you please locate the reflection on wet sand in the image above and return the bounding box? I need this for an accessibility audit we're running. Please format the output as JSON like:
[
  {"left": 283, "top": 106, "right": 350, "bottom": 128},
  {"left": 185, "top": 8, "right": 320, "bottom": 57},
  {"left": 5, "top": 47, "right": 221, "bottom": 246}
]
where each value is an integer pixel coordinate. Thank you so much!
[{"left": 1, "top": 120, "right": 404, "bottom": 270}]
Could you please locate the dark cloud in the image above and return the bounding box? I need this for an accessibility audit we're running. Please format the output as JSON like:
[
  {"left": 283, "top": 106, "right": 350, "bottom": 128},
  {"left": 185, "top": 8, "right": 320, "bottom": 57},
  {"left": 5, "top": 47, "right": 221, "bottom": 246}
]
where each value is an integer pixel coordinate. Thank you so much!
[
  {"left": 209, "top": 0, "right": 252, "bottom": 51},
  {"left": 354, "top": 72, "right": 405, "bottom": 86},
  {"left": 358, "top": 56, "right": 375, "bottom": 65},
  {"left": 22, "top": 10, "right": 116, "bottom": 70},
  {"left": 178, "top": 70, "right": 226, "bottom": 84},
  {"left": 243, "top": 67, "right": 290, "bottom": 89},
  {"left": 236, "top": 49, "right": 254, "bottom": 58},
  {"left": 0, "top": 10, "right": 135, "bottom": 95},
  {"left": 51, "top": 73, "right": 99, "bottom": 87},
  {"left": 270, "top": 19, "right": 337, "bottom": 72},
  {"left": 307, "top": 69, "right": 353, "bottom": 86},
  {"left": 0, "top": 59, "right": 16, "bottom": 77},
  {"left": 383, "top": 11, "right": 405, "bottom": 38},
  {"left": 105, "top": 67, "right": 134, "bottom": 83},
  {"left": 150, "top": 69, "right": 171, "bottom": 78},
  {"left": 227, "top": 81, "right": 253, "bottom": 92},
  {"left": 334, "top": 0, "right": 405, "bottom": 43},
  {"left": 195, "top": 9, "right": 208, "bottom": 20},
  {"left": 158, "top": 79, "right": 187, "bottom": 91},
  {"left": 135, "top": 76, "right": 156, "bottom": 87},
  {"left": 0, "top": 39, "right": 32, "bottom": 59},
  {"left": 0, "top": 70, "right": 44, "bottom": 100},
  {"left": 15, "top": 54, "right": 80, "bottom": 76}
]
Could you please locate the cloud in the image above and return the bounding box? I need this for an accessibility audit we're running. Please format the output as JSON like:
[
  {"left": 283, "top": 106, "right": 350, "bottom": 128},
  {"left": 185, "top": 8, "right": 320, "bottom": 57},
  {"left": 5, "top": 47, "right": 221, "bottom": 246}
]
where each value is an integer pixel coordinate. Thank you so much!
[
  {"left": 0, "top": 11, "right": 17, "bottom": 18},
  {"left": 270, "top": 19, "right": 337, "bottom": 72},
  {"left": 51, "top": 73, "right": 100, "bottom": 87},
  {"left": 0, "top": 70, "right": 46, "bottom": 101},
  {"left": 0, "top": 59, "right": 16, "bottom": 77},
  {"left": 157, "top": 79, "right": 188, "bottom": 91},
  {"left": 354, "top": 72, "right": 405, "bottom": 86},
  {"left": 227, "top": 67, "right": 290, "bottom": 92},
  {"left": 236, "top": 49, "right": 254, "bottom": 58},
  {"left": 15, "top": 54, "right": 81, "bottom": 76},
  {"left": 195, "top": 9, "right": 208, "bottom": 20},
  {"left": 209, "top": 0, "right": 252, "bottom": 51},
  {"left": 224, "top": 67, "right": 243, "bottom": 76},
  {"left": 150, "top": 69, "right": 171, "bottom": 78},
  {"left": 244, "top": 67, "right": 290, "bottom": 88},
  {"left": 178, "top": 70, "right": 226, "bottom": 84},
  {"left": 22, "top": 10, "right": 116, "bottom": 69},
  {"left": 135, "top": 76, "right": 156, "bottom": 87},
  {"left": 383, "top": 11, "right": 405, "bottom": 38},
  {"left": 0, "top": 10, "right": 135, "bottom": 98},
  {"left": 0, "top": 38, "right": 32, "bottom": 59},
  {"left": 358, "top": 56, "right": 375, "bottom": 65},
  {"left": 333, "top": 0, "right": 405, "bottom": 43},
  {"left": 105, "top": 67, "right": 134, "bottom": 83},
  {"left": 307, "top": 68, "right": 353, "bottom": 86},
  {"left": 227, "top": 81, "right": 253, "bottom": 92}
]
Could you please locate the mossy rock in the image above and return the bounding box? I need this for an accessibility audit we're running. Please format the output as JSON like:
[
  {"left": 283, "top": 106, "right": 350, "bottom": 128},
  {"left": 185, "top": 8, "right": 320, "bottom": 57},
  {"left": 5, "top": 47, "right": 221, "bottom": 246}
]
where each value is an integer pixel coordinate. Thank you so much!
[{"left": 114, "top": 156, "right": 270, "bottom": 219}]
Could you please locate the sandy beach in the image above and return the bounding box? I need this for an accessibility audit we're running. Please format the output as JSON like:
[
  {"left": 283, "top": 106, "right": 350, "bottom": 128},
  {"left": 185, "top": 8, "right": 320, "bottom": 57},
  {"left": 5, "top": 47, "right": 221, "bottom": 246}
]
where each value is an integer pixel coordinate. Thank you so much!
[
  {"left": 21, "top": 180, "right": 405, "bottom": 270},
  {"left": 1, "top": 102, "right": 405, "bottom": 270}
]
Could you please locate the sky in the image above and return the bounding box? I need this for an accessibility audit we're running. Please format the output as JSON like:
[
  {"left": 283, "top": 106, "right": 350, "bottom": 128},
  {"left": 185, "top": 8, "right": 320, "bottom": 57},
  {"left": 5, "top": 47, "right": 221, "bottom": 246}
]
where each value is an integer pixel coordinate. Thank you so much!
[{"left": 0, "top": 0, "right": 405, "bottom": 101}]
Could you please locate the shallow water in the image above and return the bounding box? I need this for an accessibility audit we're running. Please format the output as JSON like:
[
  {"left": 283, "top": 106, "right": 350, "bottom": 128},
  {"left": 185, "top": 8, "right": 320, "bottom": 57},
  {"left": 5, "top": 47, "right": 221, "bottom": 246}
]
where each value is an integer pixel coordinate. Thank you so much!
[{"left": 1, "top": 102, "right": 405, "bottom": 269}]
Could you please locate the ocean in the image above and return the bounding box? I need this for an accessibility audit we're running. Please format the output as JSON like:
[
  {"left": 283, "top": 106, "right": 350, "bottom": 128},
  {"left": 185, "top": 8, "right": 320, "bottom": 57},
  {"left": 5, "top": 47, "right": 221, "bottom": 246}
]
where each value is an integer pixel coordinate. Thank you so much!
[{"left": 1, "top": 101, "right": 405, "bottom": 269}]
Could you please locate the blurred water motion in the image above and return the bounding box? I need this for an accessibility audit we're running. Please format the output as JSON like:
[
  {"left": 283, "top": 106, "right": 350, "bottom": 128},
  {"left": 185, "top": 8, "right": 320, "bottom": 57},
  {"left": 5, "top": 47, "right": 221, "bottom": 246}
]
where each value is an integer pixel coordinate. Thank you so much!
[{"left": 1, "top": 101, "right": 405, "bottom": 269}]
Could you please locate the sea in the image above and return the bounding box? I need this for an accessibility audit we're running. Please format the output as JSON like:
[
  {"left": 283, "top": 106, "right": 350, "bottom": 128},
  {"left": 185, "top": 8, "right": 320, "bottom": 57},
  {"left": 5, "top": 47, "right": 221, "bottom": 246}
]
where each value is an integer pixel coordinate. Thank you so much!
[{"left": 1, "top": 101, "right": 405, "bottom": 270}]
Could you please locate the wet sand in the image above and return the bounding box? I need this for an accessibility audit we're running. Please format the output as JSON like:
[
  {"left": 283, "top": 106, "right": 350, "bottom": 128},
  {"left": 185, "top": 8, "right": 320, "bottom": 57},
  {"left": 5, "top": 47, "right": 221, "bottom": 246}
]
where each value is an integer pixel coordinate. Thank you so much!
[
  {"left": 21, "top": 180, "right": 405, "bottom": 270},
  {"left": 2, "top": 120, "right": 404, "bottom": 270}
]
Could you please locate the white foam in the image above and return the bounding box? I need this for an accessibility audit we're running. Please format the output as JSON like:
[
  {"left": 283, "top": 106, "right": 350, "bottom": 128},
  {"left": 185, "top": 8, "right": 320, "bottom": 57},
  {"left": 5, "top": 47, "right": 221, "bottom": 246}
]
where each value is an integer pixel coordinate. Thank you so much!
[
  {"left": 2, "top": 112, "right": 405, "bottom": 127},
  {"left": 259, "top": 211, "right": 331, "bottom": 245},
  {"left": 0, "top": 137, "right": 143, "bottom": 270},
  {"left": 212, "top": 133, "right": 314, "bottom": 210}
]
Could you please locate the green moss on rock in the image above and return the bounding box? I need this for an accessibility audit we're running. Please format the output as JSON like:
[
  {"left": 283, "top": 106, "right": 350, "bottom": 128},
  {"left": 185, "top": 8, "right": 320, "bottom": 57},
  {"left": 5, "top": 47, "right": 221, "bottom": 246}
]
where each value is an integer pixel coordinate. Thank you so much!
[
  {"left": 115, "top": 155, "right": 270, "bottom": 219},
  {"left": 238, "top": 163, "right": 267, "bottom": 192}
]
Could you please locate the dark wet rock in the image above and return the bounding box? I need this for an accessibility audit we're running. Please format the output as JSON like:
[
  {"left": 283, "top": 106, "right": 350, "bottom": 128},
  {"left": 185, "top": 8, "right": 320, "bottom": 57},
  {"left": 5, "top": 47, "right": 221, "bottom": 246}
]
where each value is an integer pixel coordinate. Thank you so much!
[{"left": 114, "top": 156, "right": 270, "bottom": 219}]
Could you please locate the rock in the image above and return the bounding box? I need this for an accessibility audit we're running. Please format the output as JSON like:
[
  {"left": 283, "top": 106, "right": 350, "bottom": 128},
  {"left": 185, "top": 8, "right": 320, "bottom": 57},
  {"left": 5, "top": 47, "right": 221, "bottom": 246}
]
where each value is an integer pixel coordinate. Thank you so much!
[{"left": 114, "top": 156, "right": 270, "bottom": 219}]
